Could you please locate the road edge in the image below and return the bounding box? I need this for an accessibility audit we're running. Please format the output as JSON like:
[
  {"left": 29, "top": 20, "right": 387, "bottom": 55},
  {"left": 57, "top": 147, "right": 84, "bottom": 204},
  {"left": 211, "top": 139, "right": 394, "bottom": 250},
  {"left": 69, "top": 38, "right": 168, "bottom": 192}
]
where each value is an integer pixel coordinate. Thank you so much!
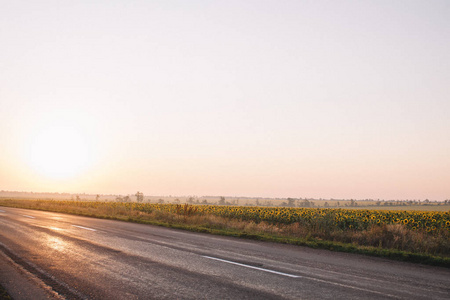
[{"left": 0, "top": 246, "right": 64, "bottom": 300}]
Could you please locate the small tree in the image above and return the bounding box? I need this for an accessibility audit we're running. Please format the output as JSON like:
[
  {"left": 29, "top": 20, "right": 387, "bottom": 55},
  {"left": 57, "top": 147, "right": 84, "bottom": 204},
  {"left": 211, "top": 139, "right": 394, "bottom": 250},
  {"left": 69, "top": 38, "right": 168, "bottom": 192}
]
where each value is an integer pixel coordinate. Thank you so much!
[
  {"left": 135, "top": 191, "right": 144, "bottom": 202},
  {"left": 287, "top": 198, "right": 295, "bottom": 207},
  {"left": 303, "top": 200, "right": 311, "bottom": 207}
]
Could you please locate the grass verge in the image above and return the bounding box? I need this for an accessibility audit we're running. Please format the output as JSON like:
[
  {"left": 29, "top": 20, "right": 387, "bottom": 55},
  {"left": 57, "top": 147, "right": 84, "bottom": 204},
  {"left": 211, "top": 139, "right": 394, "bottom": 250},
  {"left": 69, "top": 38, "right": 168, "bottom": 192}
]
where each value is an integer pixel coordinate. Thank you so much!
[
  {"left": 0, "top": 199, "right": 449, "bottom": 268},
  {"left": 0, "top": 284, "right": 12, "bottom": 300}
]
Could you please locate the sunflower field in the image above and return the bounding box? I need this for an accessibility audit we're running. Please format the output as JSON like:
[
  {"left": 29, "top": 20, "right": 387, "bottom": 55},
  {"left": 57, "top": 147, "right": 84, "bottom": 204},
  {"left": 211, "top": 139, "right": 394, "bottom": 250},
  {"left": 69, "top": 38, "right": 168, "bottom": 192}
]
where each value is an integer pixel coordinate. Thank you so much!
[
  {"left": 2, "top": 199, "right": 448, "bottom": 234},
  {"left": 110, "top": 202, "right": 450, "bottom": 234}
]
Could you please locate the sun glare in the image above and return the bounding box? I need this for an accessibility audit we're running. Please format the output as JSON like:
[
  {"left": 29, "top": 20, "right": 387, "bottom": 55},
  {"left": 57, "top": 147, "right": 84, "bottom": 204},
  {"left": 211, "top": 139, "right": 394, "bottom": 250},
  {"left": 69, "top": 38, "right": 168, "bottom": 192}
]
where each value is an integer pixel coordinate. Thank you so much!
[{"left": 28, "top": 125, "right": 91, "bottom": 179}]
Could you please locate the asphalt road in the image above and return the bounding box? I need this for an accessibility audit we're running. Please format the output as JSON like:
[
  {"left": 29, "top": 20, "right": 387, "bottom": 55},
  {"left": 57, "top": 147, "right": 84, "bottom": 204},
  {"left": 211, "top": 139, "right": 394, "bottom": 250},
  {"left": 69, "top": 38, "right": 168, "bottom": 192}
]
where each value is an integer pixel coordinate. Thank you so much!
[{"left": 0, "top": 206, "right": 449, "bottom": 300}]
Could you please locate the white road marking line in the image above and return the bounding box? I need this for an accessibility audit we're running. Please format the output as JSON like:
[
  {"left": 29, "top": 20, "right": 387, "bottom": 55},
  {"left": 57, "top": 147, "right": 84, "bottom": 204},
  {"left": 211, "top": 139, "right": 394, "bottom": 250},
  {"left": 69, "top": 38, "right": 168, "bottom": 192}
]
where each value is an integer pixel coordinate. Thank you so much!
[
  {"left": 22, "top": 215, "right": 35, "bottom": 218},
  {"left": 72, "top": 225, "right": 97, "bottom": 231},
  {"left": 203, "top": 255, "right": 397, "bottom": 298},
  {"left": 202, "top": 256, "right": 301, "bottom": 278},
  {"left": 298, "top": 274, "right": 399, "bottom": 298},
  {"left": 0, "top": 210, "right": 5, "bottom": 213}
]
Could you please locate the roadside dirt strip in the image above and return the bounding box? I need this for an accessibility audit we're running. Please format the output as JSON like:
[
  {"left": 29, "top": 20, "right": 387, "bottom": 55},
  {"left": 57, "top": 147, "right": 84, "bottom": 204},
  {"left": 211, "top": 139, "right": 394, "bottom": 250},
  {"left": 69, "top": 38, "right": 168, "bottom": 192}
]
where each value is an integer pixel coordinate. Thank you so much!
[{"left": 0, "top": 246, "right": 63, "bottom": 300}]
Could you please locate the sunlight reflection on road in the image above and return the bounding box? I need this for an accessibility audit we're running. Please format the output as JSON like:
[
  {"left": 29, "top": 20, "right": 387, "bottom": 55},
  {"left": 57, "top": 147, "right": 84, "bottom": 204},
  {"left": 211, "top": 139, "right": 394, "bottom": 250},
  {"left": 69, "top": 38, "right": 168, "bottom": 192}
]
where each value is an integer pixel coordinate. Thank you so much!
[
  {"left": 49, "top": 226, "right": 64, "bottom": 231},
  {"left": 46, "top": 236, "right": 67, "bottom": 252}
]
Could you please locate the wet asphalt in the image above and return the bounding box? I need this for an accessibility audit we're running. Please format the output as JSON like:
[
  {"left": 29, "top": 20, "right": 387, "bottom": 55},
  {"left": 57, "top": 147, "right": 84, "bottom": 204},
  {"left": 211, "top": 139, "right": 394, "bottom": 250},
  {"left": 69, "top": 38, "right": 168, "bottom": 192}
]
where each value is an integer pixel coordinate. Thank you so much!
[{"left": 0, "top": 206, "right": 449, "bottom": 299}]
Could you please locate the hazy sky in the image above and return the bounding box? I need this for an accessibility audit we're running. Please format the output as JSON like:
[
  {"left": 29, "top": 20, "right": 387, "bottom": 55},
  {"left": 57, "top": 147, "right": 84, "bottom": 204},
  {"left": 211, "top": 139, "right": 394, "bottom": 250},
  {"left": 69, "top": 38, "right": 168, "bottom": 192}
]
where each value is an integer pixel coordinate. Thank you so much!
[{"left": 1, "top": 1, "right": 449, "bottom": 200}]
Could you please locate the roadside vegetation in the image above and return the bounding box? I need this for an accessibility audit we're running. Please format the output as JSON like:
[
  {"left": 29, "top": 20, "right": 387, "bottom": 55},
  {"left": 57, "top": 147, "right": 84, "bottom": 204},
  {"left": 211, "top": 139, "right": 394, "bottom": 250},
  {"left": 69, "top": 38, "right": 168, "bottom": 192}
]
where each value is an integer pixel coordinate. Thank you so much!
[
  {"left": 0, "top": 284, "right": 12, "bottom": 300},
  {"left": 0, "top": 199, "right": 449, "bottom": 267}
]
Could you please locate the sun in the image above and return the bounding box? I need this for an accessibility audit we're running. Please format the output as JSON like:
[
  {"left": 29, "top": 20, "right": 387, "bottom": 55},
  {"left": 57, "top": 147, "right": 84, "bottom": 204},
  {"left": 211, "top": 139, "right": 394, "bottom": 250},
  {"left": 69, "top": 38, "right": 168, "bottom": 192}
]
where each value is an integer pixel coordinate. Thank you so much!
[{"left": 28, "top": 125, "right": 92, "bottom": 179}]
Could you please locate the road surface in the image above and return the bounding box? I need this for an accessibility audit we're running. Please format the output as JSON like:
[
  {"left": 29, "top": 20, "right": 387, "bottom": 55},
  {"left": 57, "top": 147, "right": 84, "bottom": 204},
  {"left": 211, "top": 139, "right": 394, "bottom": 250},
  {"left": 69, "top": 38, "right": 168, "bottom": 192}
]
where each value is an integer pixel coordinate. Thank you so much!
[{"left": 0, "top": 206, "right": 449, "bottom": 299}]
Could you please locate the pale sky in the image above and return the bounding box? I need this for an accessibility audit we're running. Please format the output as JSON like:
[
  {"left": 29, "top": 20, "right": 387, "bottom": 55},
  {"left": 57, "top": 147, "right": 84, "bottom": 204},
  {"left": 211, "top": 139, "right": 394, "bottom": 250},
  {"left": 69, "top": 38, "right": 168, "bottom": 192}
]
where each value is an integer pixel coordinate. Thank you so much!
[{"left": 1, "top": 1, "right": 449, "bottom": 200}]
